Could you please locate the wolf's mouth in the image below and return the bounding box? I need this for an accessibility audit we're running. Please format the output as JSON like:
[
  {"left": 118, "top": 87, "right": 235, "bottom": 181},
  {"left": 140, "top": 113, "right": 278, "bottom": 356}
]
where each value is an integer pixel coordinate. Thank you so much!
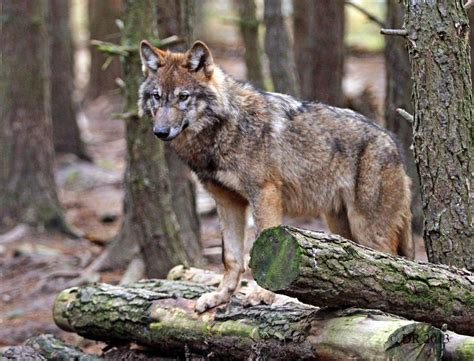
[{"left": 162, "top": 121, "right": 189, "bottom": 141}]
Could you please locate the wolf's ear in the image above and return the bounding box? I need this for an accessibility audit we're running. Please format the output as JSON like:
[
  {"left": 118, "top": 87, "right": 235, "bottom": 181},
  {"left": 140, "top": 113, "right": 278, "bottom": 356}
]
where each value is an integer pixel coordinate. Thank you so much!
[
  {"left": 140, "top": 40, "right": 166, "bottom": 74},
  {"left": 186, "top": 41, "right": 214, "bottom": 78}
]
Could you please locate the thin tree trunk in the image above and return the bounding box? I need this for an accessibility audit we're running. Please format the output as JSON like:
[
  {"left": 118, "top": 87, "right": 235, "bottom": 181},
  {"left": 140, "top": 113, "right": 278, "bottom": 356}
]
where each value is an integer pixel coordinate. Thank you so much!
[
  {"left": 0, "top": 0, "right": 65, "bottom": 231},
  {"left": 116, "top": 0, "right": 203, "bottom": 278},
  {"left": 156, "top": 0, "right": 202, "bottom": 262},
  {"left": 53, "top": 280, "right": 445, "bottom": 360},
  {"left": 470, "top": 10, "right": 474, "bottom": 89},
  {"left": 49, "top": 0, "right": 89, "bottom": 160},
  {"left": 293, "top": 0, "right": 344, "bottom": 105},
  {"left": 235, "top": 0, "right": 265, "bottom": 89},
  {"left": 250, "top": 226, "right": 474, "bottom": 336},
  {"left": 87, "top": 0, "right": 122, "bottom": 101},
  {"left": 384, "top": 0, "right": 423, "bottom": 235},
  {"left": 263, "top": 0, "right": 299, "bottom": 96},
  {"left": 83, "top": 0, "right": 203, "bottom": 274},
  {"left": 403, "top": 0, "right": 473, "bottom": 270}
]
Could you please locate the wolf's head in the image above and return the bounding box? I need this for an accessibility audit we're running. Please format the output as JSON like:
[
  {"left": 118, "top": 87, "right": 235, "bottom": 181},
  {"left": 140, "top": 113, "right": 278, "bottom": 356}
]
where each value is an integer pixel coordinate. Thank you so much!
[{"left": 138, "top": 40, "right": 217, "bottom": 141}]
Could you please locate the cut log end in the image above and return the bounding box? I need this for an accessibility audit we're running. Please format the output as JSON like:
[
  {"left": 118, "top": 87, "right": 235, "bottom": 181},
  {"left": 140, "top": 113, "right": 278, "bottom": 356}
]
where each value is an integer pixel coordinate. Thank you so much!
[
  {"left": 53, "top": 287, "right": 79, "bottom": 332},
  {"left": 250, "top": 226, "right": 302, "bottom": 291}
]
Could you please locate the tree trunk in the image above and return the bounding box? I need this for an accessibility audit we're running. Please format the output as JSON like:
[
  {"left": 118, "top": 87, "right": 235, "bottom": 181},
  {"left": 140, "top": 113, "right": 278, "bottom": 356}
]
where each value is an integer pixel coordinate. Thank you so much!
[
  {"left": 115, "top": 0, "right": 203, "bottom": 278},
  {"left": 0, "top": 0, "right": 66, "bottom": 231},
  {"left": 87, "top": 0, "right": 122, "bottom": 101},
  {"left": 293, "top": 0, "right": 344, "bottom": 105},
  {"left": 384, "top": 0, "right": 423, "bottom": 234},
  {"left": 250, "top": 226, "right": 474, "bottom": 336},
  {"left": 470, "top": 9, "right": 474, "bottom": 89},
  {"left": 403, "top": 0, "right": 473, "bottom": 270},
  {"left": 235, "top": 0, "right": 265, "bottom": 89},
  {"left": 156, "top": 0, "right": 201, "bottom": 253},
  {"left": 49, "top": 0, "right": 89, "bottom": 160},
  {"left": 84, "top": 0, "right": 202, "bottom": 274},
  {"left": 156, "top": 0, "right": 195, "bottom": 49},
  {"left": 263, "top": 0, "right": 299, "bottom": 97},
  {"left": 53, "top": 280, "right": 445, "bottom": 360}
]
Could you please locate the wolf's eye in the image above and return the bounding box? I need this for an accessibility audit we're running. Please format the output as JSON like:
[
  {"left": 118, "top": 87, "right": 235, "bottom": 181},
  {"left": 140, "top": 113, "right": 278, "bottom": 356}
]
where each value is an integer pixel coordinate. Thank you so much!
[
  {"left": 152, "top": 93, "right": 161, "bottom": 101},
  {"left": 179, "top": 93, "right": 190, "bottom": 101}
]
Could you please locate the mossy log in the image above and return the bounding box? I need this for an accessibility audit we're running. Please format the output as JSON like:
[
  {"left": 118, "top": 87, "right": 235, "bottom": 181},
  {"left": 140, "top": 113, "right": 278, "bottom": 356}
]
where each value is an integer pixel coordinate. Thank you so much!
[
  {"left": 53, "top": 279, "right": 447, "bottom": 360},
  {"left": 250, "top": 226, "right": 474, "bottom": 335},
  {"left": 23, "top": 334, "right": 100, "bottom": 360},
  {"left": 444, "top": 332, "right": 474, "bottom": 361},
  {"left": 0, "top": 334, "right": 100, "bottom": 360}
]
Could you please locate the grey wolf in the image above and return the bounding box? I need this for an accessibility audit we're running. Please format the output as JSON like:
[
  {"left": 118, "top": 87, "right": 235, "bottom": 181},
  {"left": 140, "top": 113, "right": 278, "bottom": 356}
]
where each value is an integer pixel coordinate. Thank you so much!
[{"left": 138, "top": 40, "right": 414, "bottom": 312}]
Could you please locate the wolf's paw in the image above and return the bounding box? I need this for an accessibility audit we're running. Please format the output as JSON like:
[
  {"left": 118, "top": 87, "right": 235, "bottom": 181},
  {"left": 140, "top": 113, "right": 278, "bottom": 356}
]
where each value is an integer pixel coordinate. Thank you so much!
[
  {"left": 195, "top": 290, "right": 230, "bottom": 313},
  {"left": 242, "top": 286, "right": 276, "bottom": 307}
]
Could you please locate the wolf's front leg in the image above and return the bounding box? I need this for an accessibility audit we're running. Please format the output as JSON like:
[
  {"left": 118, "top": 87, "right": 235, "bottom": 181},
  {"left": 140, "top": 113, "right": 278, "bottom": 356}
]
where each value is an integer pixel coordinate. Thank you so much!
[
  {"left": 195, "top": 183, "right": 247, "bottom": 313},
  {"left": 244, "top": 182, "right": 283, "bottom": 306}
]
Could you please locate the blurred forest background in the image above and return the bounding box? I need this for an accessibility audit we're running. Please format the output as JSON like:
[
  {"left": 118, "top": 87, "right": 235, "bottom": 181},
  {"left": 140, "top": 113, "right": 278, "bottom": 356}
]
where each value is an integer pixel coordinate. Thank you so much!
[{"left": 0, "top": 0, "right": 473, "bottom": 352}]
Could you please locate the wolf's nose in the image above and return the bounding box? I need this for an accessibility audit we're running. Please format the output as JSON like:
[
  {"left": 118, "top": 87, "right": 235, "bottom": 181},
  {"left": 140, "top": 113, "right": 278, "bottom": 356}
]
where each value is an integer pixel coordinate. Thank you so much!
[{"left": 153, "top": 126, "right": 170, "bottom": 139}]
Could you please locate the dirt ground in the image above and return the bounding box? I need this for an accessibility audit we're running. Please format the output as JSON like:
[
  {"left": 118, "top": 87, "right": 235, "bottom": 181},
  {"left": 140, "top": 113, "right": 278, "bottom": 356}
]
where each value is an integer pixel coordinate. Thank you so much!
[{"left": 0, "top": 51, "right": 426, "bottom": 353}]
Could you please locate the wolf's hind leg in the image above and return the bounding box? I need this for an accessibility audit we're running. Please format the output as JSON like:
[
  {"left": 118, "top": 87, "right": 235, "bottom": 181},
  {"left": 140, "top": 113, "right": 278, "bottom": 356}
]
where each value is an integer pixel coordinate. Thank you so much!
[
  {"left": 195, "top": 184, "right": 247, "bottom": 313},
  {"left": 346, "top": 208, "right": 399, "bottom": 255},
  {"left": 323, "top": 207, "right": 353, "bottom": 241},
  {"left": 347, "top": 163, "right": 412, "bottom": 256}
]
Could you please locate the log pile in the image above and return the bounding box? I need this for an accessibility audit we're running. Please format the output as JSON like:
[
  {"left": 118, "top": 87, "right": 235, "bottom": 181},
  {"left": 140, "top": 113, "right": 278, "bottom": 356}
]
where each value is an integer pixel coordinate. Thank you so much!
[{"left": 4, "top": 226, "right": 473, "bottom": 360}]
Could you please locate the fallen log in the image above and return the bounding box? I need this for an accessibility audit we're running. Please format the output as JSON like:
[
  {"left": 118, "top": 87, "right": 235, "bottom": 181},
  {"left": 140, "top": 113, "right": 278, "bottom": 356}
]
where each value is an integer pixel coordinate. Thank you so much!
[
  {"left": 250, "top": 226, "right": 474, "bottom": 335},
  {"left": 23, "top": 334, "right": 100, "bottom": 360},
  {"left": 53, "top": 279, "right": 446, "bottom": 360},
  {"left": 444, "top": 332, "right": 474, "bottom": 361}
]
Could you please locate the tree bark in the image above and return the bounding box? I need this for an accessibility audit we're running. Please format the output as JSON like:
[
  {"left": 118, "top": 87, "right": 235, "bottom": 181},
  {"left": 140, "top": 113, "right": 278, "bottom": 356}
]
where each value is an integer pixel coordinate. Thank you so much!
[
  {"left": 115, "top": 0, "right": 203, "bottom": 278},
  {"left": 0, "top": 0, "right": 66, "bottom": 231},
  {"left": 235, "top": 0, "right": 265, "bottom": 89},
  {"left": 250, "top": 226, "right": 474, "bottom": 336},
  {"left": 87, "top": 0, "right": 122, "bottom": 101},
  {"left": 470, "top": 9, "right": 474, "bottom": 89},
  {"left": 53, "top": 280, "right": 445, "bottom": 360},
  {"left": 384, "top": 0, "right": 422, "bottom": 234},
  {"left": 293, "top": 0, "right": 344, "bottom": 105},
  {"left": 403, "top": 0, "right": 473, "bottom": 270},
  {"left": 49, "top": 0, "right": 89, "bottom": 160},
  {"left": 263, "top": 0, "right": 299, "bottom": 96}
]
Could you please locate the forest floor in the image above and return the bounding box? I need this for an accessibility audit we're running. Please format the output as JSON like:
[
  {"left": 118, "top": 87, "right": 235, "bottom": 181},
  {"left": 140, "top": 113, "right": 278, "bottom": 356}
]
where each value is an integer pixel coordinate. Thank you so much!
[{"left": 0, "top": 51, "right": 426, "bottom": 353}]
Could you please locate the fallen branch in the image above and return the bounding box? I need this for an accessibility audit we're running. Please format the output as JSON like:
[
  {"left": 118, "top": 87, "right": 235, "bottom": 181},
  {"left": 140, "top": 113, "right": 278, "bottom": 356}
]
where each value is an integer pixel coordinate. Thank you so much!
[
  {"left": 250, "top": 226, "right": 474, "bottom": 336},
  {"left": 53, "top": 280, "right": 445, "bottom": 360}
]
